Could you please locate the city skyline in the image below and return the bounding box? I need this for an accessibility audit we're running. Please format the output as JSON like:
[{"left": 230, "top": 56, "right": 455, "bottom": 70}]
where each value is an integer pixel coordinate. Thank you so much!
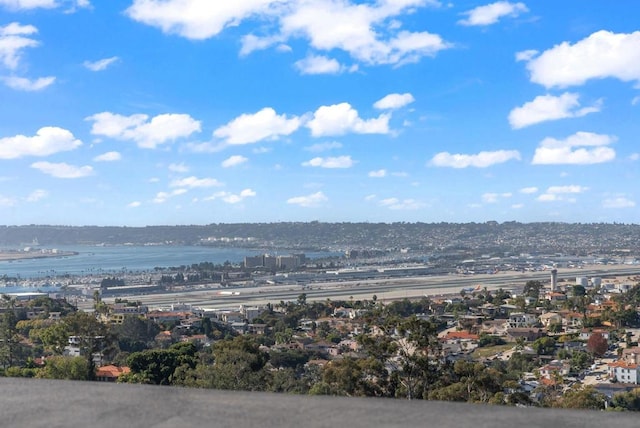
[{"left": 0, "top": 1, "right": 639, "bottom": 226}]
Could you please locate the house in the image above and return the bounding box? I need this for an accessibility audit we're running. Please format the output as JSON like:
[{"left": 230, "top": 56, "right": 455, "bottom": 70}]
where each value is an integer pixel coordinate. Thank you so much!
[
  {"left": 538, "top": 312, "right": 563, "bottom": 328},
  {"left": 506, "top": 312, "right": 539, "bottom": 329},
  {"left": 579, "top": 328, "right": 610, "bottom": 341},
  {"left": 95, "top": 365, "right": 131, "bottom": 382},
  {"left": 608, "top": 361, "right": 640, "bottom": 384},
  {"left": 538, "top": 360, "right": 571, "bottom": 380}
]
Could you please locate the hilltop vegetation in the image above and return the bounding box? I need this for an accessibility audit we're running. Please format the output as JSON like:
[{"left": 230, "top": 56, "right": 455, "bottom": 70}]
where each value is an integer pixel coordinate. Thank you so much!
[{"left": 1, "top": 222, "right": 639, "bottom": 256}]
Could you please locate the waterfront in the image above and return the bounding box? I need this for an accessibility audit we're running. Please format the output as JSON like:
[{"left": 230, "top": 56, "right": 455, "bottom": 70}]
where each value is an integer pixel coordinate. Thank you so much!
[{"left": 0, "top": 245, "right": 338, "bottom": 279}]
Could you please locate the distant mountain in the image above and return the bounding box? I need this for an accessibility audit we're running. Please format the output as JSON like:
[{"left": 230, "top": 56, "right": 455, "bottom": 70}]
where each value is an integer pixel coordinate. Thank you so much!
[{"left": 0, "top": 222, "right": 638, "bottom": 256}]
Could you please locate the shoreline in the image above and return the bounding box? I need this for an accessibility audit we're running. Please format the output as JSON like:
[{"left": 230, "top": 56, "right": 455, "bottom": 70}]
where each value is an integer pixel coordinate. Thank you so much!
[{"left": 0, "top": 251, "right": 78, "bottom": 262}]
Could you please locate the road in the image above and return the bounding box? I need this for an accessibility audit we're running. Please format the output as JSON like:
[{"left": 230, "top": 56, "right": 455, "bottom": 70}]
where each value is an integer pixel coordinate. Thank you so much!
[{"left": 87, "top": 265, "right": 640, "bottom": 311}]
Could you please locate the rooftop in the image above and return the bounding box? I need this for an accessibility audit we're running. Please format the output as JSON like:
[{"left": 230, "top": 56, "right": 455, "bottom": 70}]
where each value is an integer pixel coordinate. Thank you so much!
[{"left": 0, "top": 378, "right": 637, "bottom": 428}]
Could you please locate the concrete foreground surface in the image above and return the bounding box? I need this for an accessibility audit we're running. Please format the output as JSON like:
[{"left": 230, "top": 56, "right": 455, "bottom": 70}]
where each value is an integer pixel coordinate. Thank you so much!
[{"left": 0, "top": 378, "right": 638, "bottom": 428}]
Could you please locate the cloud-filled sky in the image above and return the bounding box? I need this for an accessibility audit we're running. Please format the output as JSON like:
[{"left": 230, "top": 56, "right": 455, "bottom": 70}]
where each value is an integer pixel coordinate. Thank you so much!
[{"left": 0, "top": 0, "right": 639, "bottom": 226}]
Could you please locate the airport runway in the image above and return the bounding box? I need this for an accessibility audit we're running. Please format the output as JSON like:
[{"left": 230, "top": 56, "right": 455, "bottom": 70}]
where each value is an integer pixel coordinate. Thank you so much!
[{"left": 92, "top": 265, "right": 640, "bottom": 311}]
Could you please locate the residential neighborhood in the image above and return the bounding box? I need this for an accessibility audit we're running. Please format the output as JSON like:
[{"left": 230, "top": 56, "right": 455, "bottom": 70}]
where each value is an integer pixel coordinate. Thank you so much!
[{"left": 2, "top": 267, "right": 640, "bottom": 411}]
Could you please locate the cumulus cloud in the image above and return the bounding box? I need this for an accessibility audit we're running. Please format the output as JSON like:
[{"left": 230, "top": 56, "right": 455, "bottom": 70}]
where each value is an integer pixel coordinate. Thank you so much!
[
  {"left": 0, "top": 0, "right": 56, "bottom": 9},
  {"left": 203, "top": 189, "right": 257, "bottom": 204},
  {"left": 369, "top": 169, "right": 387, "bottom": 178},
  {"left": 153, "top": 189, "right": 187, "bottom": 204},
  {"left": 2, "top": 75, "right": 55, "bottom": 91},
  {"left": 0, "top": 0, "right": 90, "bottom": 10},
  {"left": 379, "top": 197, "right": 425, "bottom": 210},
  {"left": 458, "top": 1, "right": 528, "bottom": 26},
  {"left": 307, "top": 102, "right": 389, "bottom": 137},
  {"left": 602, "top": 197, "right": 636, "bottom": 209},
  {"left": 168, "top": 162, "right": 189, "bottom": 173},
  {"left": 430, "top": 150, "right": 521, "bottom": 168},
  {"left": 213, "top": 107, "right": 301, "bottom": 145},
  {"left": 0, "top": 127, "right": 82, "bottom": 159},
  {"left": 532, "top": 131, "right": 616, "bottom": 165},
  {"left": 373, "top": 92, "right": 415, "bottom": 110},
  {"left": 93, "top": 151, "right": 121, "bottom": 162},
  {"left": 86, "top": 112, "right": 201, "bottom": 149},
  {"left": 304, "top": 141, "right": 342, "bottom": 152},
  {"left": 482, "top": 192, "right": 512, "bottom": 203},
  {"left": 519, "top": 186, "right": 538, "bottom": 194},
  {"left": 508, "top": 93, "right": 601, "bottom": 129},
  {"left": 169, "top": 176, "right": 223, "bottom": 188},
  {"left": 221, "top": 155, "right": 248, "bottom": 168},
  {"left": 126, "top": 0, "right": 450, "bottom": 68},
  {"left": 294, "top": 54, "right": 350, "bottom": 75},
  {"left": 0, "top": 22, "right": 39, "bottom": 70},
  {"left": 537, "top": 185, "right": 587, "bottom": 202},
  {"left": 83, "top": 56, "right": 119, "bottom": 71},
  {"left": 523, "top": 30, "right": 640, "bottom": 88},
  {"left": 302, "top": 155, "right": 354, "bottom": 168},
  {"left": 286, "top": 191, "right": 328, "bottom": 207},
  {"left": 31, "top": 161, "right": 93, "bottom": 178},
  {"left": 25, "top": 189, "right": 47, "bottom": 202}
]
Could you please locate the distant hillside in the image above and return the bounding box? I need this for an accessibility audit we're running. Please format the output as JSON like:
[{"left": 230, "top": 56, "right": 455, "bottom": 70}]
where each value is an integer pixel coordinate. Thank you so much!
[{"left": 0, "top": 222, "right": 638, "bottom": 256}]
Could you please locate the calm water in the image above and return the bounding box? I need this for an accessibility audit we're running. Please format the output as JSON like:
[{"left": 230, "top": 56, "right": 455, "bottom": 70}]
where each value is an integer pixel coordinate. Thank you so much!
[{"left": 0, "top": 245, "right": 338, "bottom": 279}]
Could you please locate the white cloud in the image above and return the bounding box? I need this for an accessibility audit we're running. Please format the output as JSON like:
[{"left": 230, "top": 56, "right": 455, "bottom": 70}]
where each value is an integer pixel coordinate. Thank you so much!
[
  {"left": 1, "top": 75, "right": 55, "bottom": 91},
  {"left": 0, "top": 127, "right": 82, "bottom": 159},
  {"left": 482, "top": 192, "right": 511, "bottom": 203},
  {"left": 25, "top": 189, "right": 47, "bottom": 202},
  {"left": 168, "top": 162, "right": 189, "bottom": 173},
  {"left": 630, "top": 153, "right": 640, "bottom": 161},
  {"left": 222, "top": 189, "right": 257, "bottom": 204},
  {"left": 0, "top": 0, "right": 56, "bottom": 10},
  {"left": 153, "top": 189, "right": 187, "bottom": 204},
  {"left": 379, "top": 197, "right": 424, "bottom": 210},
  {"left": 511, "top": 203, "right": 524, "bottom": 209},
  {"left": 369, "top": 169, "right": 387, "bottom": 178},
  {"left": 304, "top": 141, "right": 342, "bottom": 152},
  {"left": 128, "top": 201, "right": 141, "bottom": 208},
  {"left": 430, "top": 150, "right": 521, "bottom": 168},
  {"left": 0, "top": 194, "right": 16, "bottom": 207},
  {"left": 546, "top": 185, "right": 588, "bottom": 194},
  {"left": 524, "top": 30, "right": 640, "bottom": 88},
  {"left": 93, "top": 151, "right": 121, "bottom": 162},
  {"left": 458, "top": 1, "right": 528, "bottom": 26},
  {"left": 302, "top": 155, "right": 354, "bottom": 168},
  {"left": 519, "top": 186, "right": 538, "bottom": 194},
  {"left": 0, "top": 22, "right": 39, "bottom": 70},
  {"left": 508, "top": 93, "right": 601, "bottom": 129},
  {"left": 83, "top": 56, "right": 119, "bottom": 71},
  {"left": 537, "top": 185, "right": 588, "bottom": 202},
  {"left": 294, "top": 54, "right": 348, "bottom": 75},
  {"left": 287, "top": 191, "right": 328, "bottom": 207},
  {"left": 86, "top": 112, "right": 201, "bottom": 149},
  {"left": 373, "top": 92, "right": 415, "bottom": 110},
  {"left": 221, "top": 155, "right": 248, "bottom": 168},
  {"left": 213, "top": 107, "right": 301, "bottom": 145},
  {"left": 632, "top": 96, "right": 640, "bottom": 106},
  {"left": 204, "top": 189, "right": 257, "bottom": 204},
  {"left": 126, "top": 0, "right": 279, "bottom": 40},
  {"left": 126, "top": 0, "right": 450, "bottom": 68},
  {"left": 0, "top": 0, "right": 89, "bottom": 10},
  {"left": 307, "top": 102, "right": 390, "bottom": 137},
  {"left": 532, "top": 131, "right": 616, "bottom": 165},
  {"left": 515, "top": 49, "right": 537, "bottom": 62},
  {"left": 30, "top": 161, "right": 93, "bottom": 178},
  {"left": 169, "top": 176, "right": 223, "bottom": 188},
  {"left": 602, "top": 197, "right": 636, "bottom": 209}
]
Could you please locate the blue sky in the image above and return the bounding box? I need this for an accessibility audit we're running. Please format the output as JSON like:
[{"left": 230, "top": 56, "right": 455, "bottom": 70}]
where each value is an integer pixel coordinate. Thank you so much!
[{"left": 0, "top": 0, "right": 639, "bottom": 226}]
